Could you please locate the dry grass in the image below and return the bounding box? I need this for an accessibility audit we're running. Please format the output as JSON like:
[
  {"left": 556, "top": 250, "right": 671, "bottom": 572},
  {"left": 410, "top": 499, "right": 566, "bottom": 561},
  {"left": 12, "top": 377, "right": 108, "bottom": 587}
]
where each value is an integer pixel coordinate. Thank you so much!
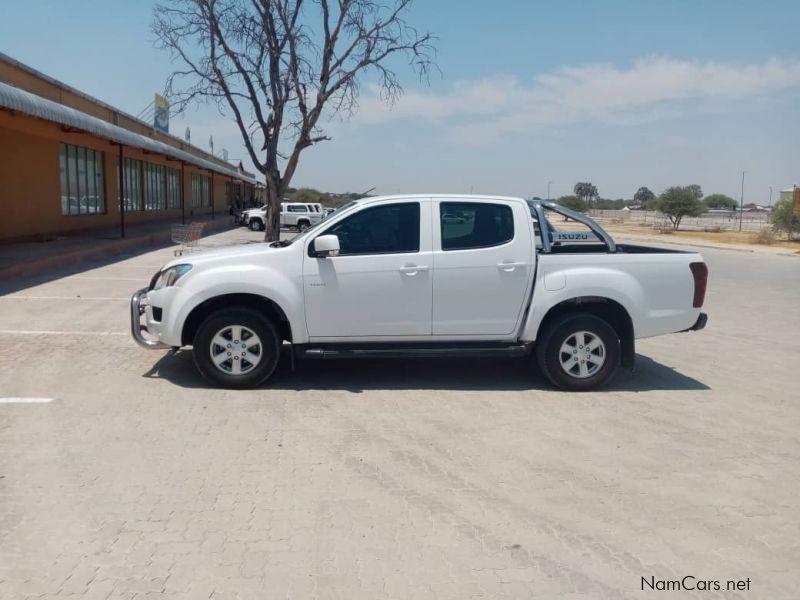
[{"left": 753, "top": 229, "right": 776, "bottom": 245}]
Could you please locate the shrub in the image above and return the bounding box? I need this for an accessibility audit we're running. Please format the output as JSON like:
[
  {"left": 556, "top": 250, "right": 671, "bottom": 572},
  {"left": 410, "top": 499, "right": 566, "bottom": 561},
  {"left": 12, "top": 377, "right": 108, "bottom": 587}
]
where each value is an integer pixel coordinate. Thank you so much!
[
  {"left": 771, "top": 197, "right": 799, "bottom": 239},
  {"left": 754, "top": 228, "right": 776, "bottom": 245},
  {"left": 556, "top": 195, "right": 588, "bottom": 212}
]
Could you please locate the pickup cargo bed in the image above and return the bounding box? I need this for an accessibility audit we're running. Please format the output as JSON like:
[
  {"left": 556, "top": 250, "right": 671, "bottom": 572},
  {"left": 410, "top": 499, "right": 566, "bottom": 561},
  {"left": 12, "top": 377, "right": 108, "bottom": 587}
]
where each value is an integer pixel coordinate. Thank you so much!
[{"left": 545, "top": 243, "right": 690, "bottom": 254}]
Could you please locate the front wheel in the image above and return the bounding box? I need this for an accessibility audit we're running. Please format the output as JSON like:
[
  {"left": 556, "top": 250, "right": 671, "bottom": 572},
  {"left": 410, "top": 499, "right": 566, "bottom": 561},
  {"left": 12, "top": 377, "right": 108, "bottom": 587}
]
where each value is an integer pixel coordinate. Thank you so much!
[
  {"left": 536, "top": 313, "right": 620, "bottom": 391},
  {"left": 193, "top": 308, "right": 280, "bottom": 389},
  {"left": 297, "top": 220, "right": 310, "bottom": 232},
  {"left": 249, "top": 219, "right": 263, "bottom": 231}
]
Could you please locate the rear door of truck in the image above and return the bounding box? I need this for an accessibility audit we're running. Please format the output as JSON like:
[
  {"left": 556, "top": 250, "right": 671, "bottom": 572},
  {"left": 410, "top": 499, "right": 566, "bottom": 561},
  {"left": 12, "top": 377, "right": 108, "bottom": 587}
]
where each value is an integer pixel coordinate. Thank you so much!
[{"left": 431, "top": 198, "right": 534, "bottom": 335}]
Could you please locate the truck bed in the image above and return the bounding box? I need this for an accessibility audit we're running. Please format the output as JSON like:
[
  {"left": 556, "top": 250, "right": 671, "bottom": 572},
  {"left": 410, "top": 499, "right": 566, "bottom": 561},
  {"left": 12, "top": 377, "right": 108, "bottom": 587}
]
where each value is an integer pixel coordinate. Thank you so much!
[{"left": 544, "top": 243, "right": 690, "bottom": 254}]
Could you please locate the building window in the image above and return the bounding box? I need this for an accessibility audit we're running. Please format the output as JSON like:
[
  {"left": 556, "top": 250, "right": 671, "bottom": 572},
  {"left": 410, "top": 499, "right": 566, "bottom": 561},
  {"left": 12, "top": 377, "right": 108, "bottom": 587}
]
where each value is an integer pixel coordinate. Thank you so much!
[
  {"left": 191, "top": 174, "right": 210, "bottom": 208},
  {"left": 143, "top": 163, "right": 165, "bottom": 210},
  {"left": 59, "top": 143, "right": 105, "bottom": 215},
  {"left": 117, "top": 157, "right": 143, "bottom": 212},
  {"left": 166, "top": 167, "right": 181, "bottom": 209}
]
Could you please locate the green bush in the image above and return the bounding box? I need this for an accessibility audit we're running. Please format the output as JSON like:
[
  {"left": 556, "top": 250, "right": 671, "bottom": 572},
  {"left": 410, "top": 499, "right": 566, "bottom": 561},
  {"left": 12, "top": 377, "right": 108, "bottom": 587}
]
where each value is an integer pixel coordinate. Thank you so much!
[
  {"left": 703, "top": 194, "right": 738, "bottom": 210},
  {"left": 771, "top": 197, "right": 799, "bottom": 239},
  {"left": 556, "top": 195, "right": 588, "bottom": 212},
  {"left": 654, "top": 187, "right": 706, "bottom": 230}
]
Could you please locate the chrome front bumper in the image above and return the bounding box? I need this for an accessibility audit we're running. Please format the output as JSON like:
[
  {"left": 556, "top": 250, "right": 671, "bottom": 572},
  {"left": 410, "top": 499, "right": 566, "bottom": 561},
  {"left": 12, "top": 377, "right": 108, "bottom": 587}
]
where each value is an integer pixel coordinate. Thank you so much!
[{"left": 130, "top": 287, "right": 171, "bottom": 349}]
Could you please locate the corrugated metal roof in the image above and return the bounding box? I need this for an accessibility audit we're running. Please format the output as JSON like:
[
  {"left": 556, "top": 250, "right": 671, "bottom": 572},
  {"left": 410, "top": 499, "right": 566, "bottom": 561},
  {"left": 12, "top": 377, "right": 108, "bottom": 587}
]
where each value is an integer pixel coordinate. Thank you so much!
[{"left": 0, "top": 80, "right": 257, "bottom": 184}]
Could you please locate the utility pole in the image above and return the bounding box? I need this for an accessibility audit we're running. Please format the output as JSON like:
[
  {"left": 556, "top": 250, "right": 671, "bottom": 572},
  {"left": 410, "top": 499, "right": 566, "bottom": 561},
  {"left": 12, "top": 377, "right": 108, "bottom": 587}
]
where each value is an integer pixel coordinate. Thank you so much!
[
  {"left": 547, "top": 181, "right": 552, "bottom": 200},
  {"left": 768, "top": 186, "right": 773, "bottom": 206},
  {"left": 739, "top": 171, "right": 745, "bottom": 232}
]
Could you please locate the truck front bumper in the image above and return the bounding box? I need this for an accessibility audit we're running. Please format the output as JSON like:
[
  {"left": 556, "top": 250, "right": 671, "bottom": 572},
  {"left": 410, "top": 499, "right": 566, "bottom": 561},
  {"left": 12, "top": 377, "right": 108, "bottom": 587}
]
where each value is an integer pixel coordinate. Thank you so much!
[{"left": 130, "top": 287, "right": 172, "bottom": 349}]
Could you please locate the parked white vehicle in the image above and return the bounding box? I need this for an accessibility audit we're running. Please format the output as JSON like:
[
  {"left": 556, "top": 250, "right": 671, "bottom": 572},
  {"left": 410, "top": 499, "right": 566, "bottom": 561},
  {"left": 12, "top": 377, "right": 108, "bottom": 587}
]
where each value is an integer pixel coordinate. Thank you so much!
[
  {"left": 132, "top": 195, "right": 708, "bottom": 390},
  {"left": 243, "top": 202, "right": 324, "bottom": 231}
]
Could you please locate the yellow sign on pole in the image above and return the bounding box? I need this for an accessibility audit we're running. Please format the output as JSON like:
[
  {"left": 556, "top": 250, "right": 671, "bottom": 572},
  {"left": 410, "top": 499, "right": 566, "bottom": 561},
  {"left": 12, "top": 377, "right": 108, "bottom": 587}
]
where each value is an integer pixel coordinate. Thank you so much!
[{"left": 794, "top": 187, "right": 800, "bottom": 217}]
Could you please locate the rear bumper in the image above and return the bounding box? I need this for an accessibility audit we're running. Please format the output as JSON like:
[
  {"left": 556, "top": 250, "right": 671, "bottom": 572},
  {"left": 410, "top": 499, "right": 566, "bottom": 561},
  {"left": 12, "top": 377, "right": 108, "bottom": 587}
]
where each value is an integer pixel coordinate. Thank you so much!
[{"left": 684, "top": 312, "right": 708, "bottom": 332}]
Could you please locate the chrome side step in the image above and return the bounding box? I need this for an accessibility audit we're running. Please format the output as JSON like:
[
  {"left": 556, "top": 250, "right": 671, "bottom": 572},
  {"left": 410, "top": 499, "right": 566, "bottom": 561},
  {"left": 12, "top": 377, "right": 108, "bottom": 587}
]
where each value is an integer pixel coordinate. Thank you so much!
[{"left": 300, "top": 344, "right": 531, "bottom": 360}]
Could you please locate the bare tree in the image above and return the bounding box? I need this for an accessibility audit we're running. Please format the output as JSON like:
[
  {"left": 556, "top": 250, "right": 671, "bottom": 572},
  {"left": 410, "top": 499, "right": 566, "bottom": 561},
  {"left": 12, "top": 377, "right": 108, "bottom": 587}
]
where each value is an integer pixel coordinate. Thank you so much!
[{"left": 153, "top": 0, "right": 435, "bottom": 240}]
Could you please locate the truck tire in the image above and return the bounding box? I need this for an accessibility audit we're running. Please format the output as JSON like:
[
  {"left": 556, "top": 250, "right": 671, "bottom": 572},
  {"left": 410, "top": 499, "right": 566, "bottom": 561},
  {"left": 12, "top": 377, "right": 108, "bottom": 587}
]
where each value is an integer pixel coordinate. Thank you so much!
[
  {"left": 193, "top": 308, "right": 280, "bottom": 389},
  {"left": 536, "top": 313, "right": 620, "bottom": 391},
  {"left": 249, "top": 219, "right": 263, "bottom": 231},
  {"left": 297, "top": 220, "right": 310, "bottom": 232}
]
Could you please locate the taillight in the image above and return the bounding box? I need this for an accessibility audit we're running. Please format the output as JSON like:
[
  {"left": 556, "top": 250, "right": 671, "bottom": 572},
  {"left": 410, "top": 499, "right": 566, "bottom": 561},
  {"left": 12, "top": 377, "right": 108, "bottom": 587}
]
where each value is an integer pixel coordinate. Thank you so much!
[{"left": 690, "top": 262, "right": 708, "bottom": 308}]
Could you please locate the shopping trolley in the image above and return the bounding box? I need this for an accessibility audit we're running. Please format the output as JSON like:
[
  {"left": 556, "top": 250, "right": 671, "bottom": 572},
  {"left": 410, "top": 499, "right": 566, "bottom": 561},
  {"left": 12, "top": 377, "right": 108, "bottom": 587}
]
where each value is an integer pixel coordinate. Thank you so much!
[{"left": 171, "top": 222, "right": 206, "bottom": 256}]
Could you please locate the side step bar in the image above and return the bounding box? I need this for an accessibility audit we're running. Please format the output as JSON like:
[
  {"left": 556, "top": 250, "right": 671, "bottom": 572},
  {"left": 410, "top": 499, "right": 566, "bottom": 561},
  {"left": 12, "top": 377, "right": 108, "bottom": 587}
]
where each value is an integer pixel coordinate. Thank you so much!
[{"left": 298, "top": 343, "right": 532, "bottom": 360}]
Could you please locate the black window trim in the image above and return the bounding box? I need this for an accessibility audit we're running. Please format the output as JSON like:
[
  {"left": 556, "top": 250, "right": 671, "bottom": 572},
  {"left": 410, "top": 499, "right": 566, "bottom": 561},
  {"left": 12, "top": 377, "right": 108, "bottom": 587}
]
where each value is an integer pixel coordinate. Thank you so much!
[
  {"left": 308, "top": 201, "right": 422, "bottom": 257},
  {"left": 439, "top": 201, "right": 515, "bottom": 251}
]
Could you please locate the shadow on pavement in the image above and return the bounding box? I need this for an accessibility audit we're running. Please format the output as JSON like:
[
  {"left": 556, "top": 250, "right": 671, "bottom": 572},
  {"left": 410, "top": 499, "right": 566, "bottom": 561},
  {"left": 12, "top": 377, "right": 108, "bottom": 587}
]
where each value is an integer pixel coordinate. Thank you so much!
[
  {"left": 143, "top": 348, "right": 709, "bottom": 393},
  {"left": 0, "top": 218, "right": 235, "bottom": 295},
  {"left": 0, "top": 244, "right": 172, "bottom": 295}
]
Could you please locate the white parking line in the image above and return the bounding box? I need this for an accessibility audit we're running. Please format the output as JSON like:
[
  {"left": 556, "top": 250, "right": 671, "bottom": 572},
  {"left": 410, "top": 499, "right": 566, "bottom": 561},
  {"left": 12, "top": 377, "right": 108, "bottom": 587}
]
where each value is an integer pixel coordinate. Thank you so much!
[
  {"left": 102, "top": 264, "right": 163, "bottom": 268},
  {"left": 0, "top": 296, "right": 127, "bottom": 301},
  {"left": 0, "top": 397, "right": 54, "bottom": 404},
  {"left": 71, "top": 276, "right": 144, "bottom": 281},
  {"left": 0, "top": 330, "right": 127, "bottom": 336}
]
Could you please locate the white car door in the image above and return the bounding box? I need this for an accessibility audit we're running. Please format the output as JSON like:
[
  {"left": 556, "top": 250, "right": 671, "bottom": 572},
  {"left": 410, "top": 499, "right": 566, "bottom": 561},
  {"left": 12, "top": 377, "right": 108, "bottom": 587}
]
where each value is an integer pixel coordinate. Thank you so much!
[
  {"left": 432, "top": 199, "right": 533, "bottom": 335},
  {"left": 303, "top": 199, "right": 433, "bottom": 338}
]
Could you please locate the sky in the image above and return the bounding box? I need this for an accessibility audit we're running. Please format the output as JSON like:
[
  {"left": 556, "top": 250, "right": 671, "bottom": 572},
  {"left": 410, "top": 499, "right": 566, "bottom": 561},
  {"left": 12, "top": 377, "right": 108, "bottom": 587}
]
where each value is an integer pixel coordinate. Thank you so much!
[{"left": 1, "top": 0, "right": 798, "bottom": 203}]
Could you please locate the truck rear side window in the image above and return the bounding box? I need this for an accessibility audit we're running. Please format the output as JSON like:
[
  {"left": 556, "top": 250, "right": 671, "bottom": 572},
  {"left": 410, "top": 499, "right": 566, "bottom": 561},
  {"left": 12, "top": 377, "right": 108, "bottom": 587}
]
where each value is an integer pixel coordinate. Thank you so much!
[{"left": 441, "top": 202, "right": 513, "bottom": 250}]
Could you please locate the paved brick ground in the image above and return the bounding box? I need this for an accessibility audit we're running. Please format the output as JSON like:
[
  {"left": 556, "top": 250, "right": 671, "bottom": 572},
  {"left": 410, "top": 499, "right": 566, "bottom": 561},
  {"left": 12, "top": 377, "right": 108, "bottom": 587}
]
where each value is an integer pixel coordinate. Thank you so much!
[{"left": 0, "top": 229, "right": 798, "bottom": 599}]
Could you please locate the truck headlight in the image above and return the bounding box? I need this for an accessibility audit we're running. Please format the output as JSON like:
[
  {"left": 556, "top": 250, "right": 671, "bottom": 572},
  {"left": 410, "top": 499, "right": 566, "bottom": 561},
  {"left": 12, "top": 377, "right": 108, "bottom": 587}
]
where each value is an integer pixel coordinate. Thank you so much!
[{"left": 153, "top": 264, "right": 193, "bottom": 290}]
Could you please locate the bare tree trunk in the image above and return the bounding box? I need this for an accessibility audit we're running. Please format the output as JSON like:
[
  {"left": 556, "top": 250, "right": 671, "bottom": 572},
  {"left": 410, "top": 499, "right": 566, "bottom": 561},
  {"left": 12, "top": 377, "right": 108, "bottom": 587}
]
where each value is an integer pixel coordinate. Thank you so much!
[{"left": 263, "top": 174, "right": 282, "bottom": 242}]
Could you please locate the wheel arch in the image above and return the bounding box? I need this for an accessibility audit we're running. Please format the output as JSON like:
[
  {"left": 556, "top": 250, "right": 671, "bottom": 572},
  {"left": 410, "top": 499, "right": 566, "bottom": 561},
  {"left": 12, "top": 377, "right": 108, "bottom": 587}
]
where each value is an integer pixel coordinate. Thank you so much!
[
  {"left": 537, "top": 296, "right": 635, "bottom": 369},
  {"left": 181, "top": 293, "right": 293, "bottom": 346}
]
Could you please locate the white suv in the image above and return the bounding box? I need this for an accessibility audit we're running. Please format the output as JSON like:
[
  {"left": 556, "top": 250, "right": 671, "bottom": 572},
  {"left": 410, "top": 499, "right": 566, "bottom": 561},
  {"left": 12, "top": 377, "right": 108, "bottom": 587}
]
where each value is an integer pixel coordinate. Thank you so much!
[
  {"left": 280, "top": 202, "right": 324, "bottom": 231},
  {"left": 243, "top": 202, "right": 324, "bottom": 232}
]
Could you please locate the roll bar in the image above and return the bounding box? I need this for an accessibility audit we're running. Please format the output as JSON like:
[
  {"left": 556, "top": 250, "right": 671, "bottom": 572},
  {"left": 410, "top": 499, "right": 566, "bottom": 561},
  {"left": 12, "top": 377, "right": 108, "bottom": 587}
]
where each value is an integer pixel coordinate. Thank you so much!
[{"left": 528, "top": 201, "right": 617, "bottom": 253}]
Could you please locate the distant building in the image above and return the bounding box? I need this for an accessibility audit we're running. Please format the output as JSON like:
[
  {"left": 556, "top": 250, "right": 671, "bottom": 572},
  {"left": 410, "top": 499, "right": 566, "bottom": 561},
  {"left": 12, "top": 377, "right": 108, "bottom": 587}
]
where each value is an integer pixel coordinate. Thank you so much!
[
  {"left": 779, "top": 187, "right": 797, "bottom": 206},
  {"left": 0, "top": 52, "right": 259, "bottom": 241}
]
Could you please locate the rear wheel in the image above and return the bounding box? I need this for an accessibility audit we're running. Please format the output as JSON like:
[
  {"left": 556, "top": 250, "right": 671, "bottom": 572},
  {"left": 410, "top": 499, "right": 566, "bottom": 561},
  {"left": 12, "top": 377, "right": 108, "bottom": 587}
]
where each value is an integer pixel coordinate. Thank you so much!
[
  {"left": 193, "top": 308, "right": 280, "bottom": 389},
  {"left": 536, "top": 313, "right": 620, "bottom": 391},
  {"left": 297, "top": 220, "right": 310, "bottom": 232}
]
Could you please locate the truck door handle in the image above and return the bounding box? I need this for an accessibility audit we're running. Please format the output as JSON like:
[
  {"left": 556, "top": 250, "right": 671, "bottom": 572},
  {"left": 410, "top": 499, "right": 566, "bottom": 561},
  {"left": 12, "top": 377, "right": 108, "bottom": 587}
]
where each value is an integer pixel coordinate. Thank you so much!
[
  {"left": 399, "top": 265, "right": 429, "bottom": 276},
  {"left": 497, "top": 261, "right": 526, "bottom": 271}
]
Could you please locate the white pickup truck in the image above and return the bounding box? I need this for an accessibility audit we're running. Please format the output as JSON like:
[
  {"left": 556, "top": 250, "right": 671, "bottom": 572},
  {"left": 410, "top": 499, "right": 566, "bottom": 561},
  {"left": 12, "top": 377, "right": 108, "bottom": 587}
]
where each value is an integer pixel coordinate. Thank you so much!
[{"left": 132, "top": 195, "right": 708, "bottom": 390}]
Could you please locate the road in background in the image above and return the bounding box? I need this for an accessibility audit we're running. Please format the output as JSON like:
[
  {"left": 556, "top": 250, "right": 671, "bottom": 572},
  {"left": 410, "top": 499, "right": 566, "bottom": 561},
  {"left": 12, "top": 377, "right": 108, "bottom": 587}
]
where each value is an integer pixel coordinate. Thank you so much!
[{"left": 1, "top": 229, "right": 798, "bottom": 599}]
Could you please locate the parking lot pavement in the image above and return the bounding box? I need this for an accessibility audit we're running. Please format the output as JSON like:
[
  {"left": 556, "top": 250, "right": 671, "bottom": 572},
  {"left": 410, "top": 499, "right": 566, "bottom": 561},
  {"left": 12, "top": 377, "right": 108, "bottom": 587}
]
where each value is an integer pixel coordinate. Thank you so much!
[{"left": 1, "top": 228, "right": 798, "bottom": 599}]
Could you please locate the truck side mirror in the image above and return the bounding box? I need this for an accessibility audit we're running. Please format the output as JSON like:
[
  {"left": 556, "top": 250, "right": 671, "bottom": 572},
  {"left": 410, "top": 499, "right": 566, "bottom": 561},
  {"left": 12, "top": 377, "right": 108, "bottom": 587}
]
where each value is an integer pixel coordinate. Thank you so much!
[{"left": 314, "top": 234, "right": 340, "bottom": 258}]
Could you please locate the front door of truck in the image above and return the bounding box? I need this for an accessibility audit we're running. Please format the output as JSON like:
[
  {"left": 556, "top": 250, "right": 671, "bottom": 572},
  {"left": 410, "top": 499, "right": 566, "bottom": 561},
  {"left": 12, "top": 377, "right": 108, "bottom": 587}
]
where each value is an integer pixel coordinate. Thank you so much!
[{"left": 303, "top": 200, "right": 433, "bottom": 338}]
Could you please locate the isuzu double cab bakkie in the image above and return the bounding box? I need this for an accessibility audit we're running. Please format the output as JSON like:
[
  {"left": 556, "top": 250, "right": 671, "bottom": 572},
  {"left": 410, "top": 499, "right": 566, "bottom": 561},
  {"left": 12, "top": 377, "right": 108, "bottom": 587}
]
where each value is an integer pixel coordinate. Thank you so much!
[{"left": 131, "top": 195, "right": 708, "bottom": 391}]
